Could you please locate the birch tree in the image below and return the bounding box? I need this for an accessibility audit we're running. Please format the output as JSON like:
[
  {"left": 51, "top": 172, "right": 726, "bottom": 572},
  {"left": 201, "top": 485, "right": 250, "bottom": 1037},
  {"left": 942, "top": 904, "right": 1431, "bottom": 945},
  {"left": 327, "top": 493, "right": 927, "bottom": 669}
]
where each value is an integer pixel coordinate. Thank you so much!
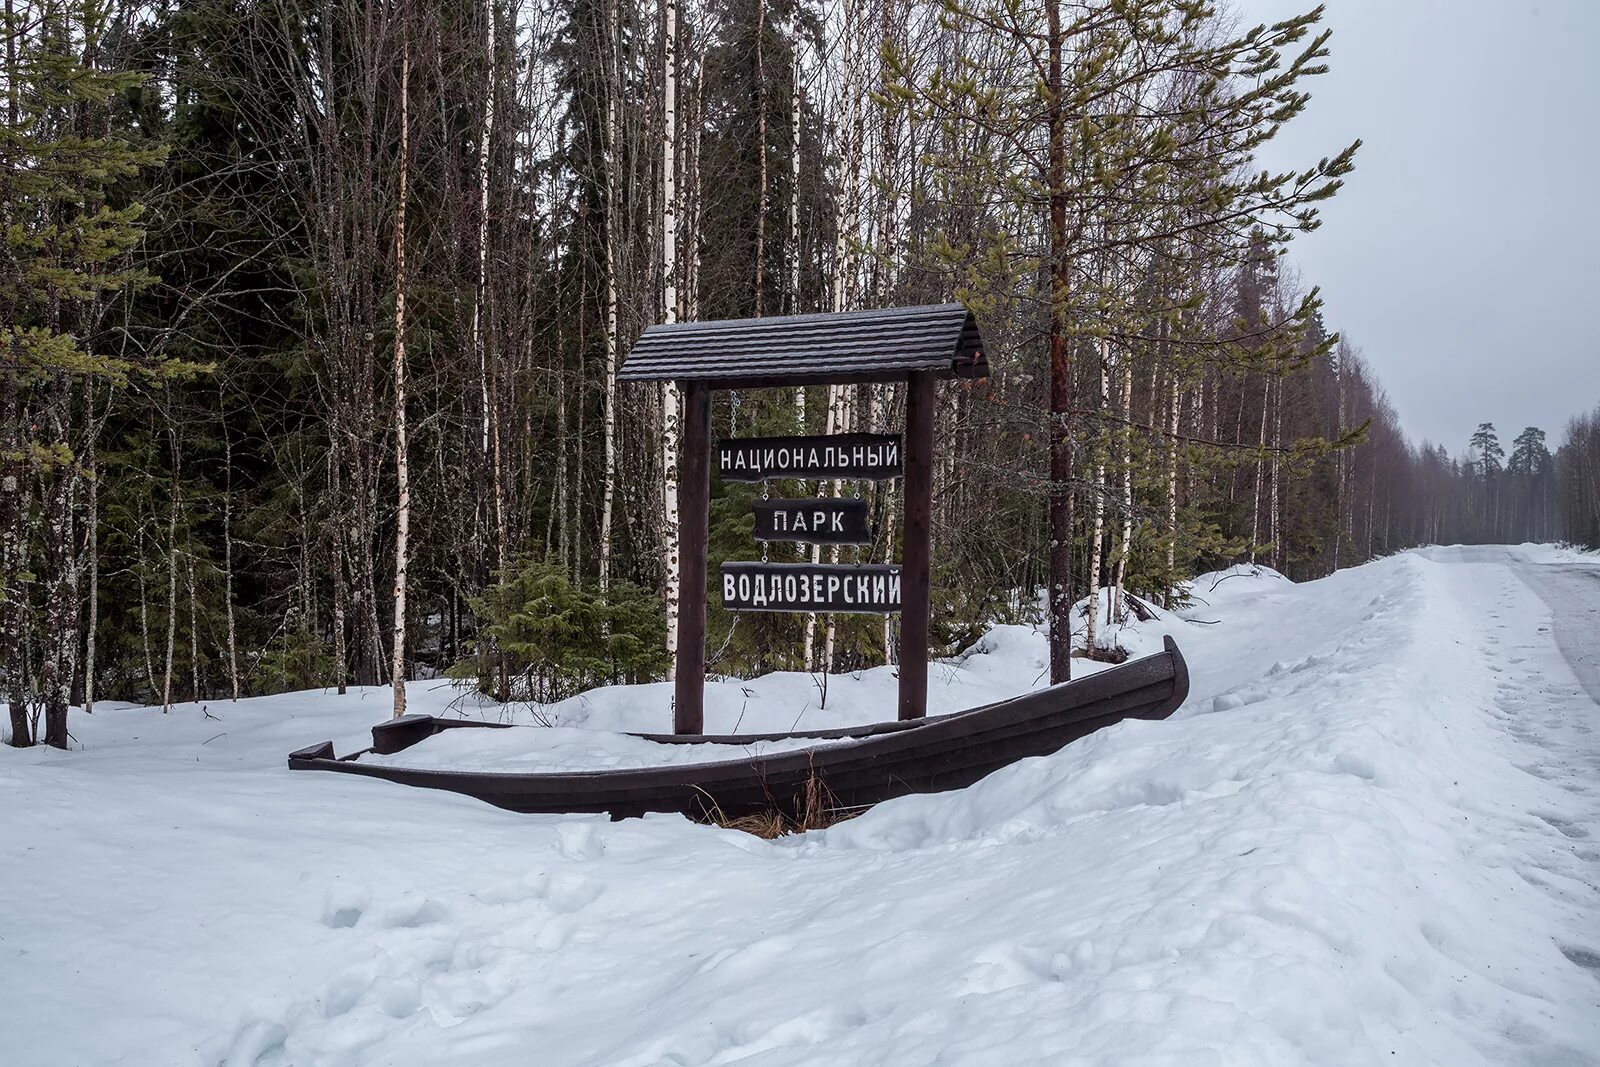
[
  {"left": 391, "top": 16, "right": 412, "bottom": 717},
  {"left": 661, "top": 0, "right": 683, "bottom": 672}
]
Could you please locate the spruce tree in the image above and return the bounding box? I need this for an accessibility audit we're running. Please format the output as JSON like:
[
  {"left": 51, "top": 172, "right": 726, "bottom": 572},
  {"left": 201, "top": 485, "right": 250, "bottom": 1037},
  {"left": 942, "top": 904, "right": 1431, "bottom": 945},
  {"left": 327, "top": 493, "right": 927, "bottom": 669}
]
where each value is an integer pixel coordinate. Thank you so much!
[{"left": 1, "top": 0, "right": 173, "bottom": 747}]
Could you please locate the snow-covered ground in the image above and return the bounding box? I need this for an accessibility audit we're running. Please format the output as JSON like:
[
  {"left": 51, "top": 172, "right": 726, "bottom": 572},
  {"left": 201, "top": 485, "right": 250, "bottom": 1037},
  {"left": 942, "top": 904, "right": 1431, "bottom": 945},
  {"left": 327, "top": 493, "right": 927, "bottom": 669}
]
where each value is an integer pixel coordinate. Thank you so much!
[{"left": 4, "top": 546, "right": 1599, "bottom": 1066}]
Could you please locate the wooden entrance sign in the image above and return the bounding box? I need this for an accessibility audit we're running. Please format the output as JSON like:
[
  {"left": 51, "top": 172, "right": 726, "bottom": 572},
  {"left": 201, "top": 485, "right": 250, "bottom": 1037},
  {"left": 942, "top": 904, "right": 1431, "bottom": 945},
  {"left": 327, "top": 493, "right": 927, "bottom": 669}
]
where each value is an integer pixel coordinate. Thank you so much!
[
  {"left": 752, "top": 498, "right": 871, "bottom": 544},
  {"left": 719, "top": 433, "right": 902, "bottom": 481},
  {"left": 619, "top": 304, "right": 988, "bottom": 732},
  {"left": 722, "top": 562, "right": 901, "bottom": 612}
]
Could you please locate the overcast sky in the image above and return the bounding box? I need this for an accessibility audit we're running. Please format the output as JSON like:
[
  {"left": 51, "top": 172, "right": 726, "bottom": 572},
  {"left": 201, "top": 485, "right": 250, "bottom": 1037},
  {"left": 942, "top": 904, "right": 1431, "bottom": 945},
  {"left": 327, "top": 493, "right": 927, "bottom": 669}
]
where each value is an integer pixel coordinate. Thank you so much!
[{"left": 1235, "top": 0, "right": 1599, "bottom": 453}]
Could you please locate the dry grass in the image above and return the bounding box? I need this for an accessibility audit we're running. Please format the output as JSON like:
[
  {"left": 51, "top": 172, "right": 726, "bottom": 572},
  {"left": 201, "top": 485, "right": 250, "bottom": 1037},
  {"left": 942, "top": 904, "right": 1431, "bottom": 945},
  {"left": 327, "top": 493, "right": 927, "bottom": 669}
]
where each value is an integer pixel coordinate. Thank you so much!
[{"left": 694, "top": 770, "right": 862, "bottom": 839}]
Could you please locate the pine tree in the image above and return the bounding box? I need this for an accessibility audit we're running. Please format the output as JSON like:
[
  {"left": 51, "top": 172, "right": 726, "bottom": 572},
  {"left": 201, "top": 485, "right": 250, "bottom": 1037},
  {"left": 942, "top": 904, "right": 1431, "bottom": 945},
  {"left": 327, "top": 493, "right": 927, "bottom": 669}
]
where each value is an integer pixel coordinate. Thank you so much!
[
  {"left": 892, "top": 1, "right": 1355, "bottom": 675},
  {"left": 1469, "top": 422, "right": 1503, "bottom": 540},
  {"left": 1470, "top": 423, "right": 1504, "bottom": 478},
  {"left": 1507, "top": 426, "right": 1550, "bottom": 477}
]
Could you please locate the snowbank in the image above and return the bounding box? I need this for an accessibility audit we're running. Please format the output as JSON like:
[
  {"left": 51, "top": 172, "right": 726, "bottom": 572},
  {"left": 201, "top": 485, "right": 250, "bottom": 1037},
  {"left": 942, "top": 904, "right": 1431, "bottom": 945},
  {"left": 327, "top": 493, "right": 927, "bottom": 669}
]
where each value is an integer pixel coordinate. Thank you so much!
[{"left": 3, "top": 550, "right": 1598, "bottom": 1065}]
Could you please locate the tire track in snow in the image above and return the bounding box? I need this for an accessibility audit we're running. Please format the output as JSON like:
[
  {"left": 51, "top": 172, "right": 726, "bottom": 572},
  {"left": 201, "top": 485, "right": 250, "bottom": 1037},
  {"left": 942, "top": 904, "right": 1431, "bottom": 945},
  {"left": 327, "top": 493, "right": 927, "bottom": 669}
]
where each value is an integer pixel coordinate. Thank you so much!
[{"left": 1428, "top": 546, "right": 1600, "bottom": 1004}]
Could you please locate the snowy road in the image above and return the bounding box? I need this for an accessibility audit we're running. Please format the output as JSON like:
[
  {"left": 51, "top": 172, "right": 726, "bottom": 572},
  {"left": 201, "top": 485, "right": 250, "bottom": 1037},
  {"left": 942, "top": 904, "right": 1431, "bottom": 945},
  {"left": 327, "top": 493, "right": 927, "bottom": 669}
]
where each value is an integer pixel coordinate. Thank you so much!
[
  {"left": 1420, "top": 544, "right": 1600, "bottom": 791},
  {"left": 1418, "top": 545, "right": 1600, "bottom": 1005},
  {"left": 1507, "top": 550, "right": 1600, "bottom": 706},
  {"left": 4, "top": 547, "right": 1600, "bottom": 1066}
]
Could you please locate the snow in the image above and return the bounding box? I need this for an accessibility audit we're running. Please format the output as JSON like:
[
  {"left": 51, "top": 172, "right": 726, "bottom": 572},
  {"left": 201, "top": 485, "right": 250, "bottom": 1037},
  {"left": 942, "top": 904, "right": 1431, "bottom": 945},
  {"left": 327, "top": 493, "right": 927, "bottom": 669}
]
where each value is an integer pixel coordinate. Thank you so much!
[
  {"left": 362, "top": 614, "right": 1126, "bottom": 774},
  {"left": 456, "top": 618, "right": 1120, "bottom": 738},
  {"left": 4, "top": 547, "right": 1600, "bottom": 1065},
  {"left": 362, "top": 725, "right": 845, "bottom": 774}
]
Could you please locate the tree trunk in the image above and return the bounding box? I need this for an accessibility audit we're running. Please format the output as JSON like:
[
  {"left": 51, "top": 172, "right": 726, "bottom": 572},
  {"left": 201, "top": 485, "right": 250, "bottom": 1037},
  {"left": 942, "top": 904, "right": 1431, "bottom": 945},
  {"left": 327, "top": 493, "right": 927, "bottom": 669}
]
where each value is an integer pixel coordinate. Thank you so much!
[
  {"left": 2, "top": 340, "right": 30, "bottom": 746},
  {"left": 1165, "top": 374, "right": 1181, "bottom": 588},
  {"left": 162, "top": 425, "right": 179, "bottom": 714},
  {"left": 391, "top": 29, "right": 411, "bottom": 717},
  {"left": 753, "top": 0, "right": 767, "bottom": 316},
  {"left": 138, "top": 520, "right": 154, "bottom": 698},
  {"left": 1085, "top": 335, "right": 1109, "bottom": 653},
  {"left": 83, "top": 381, "right": 99, "bottom": 714},
  {"left": 1249, "top": 374, "right": 1268, "bottom": 563},
  {"left": 221, "top": 392, "right": 239, "bottom": 700},
  {"left": 821, "top": 0, "right": 860, "bottom": 674},
  {"left": 1270, "top": 375, "right": 1282, "bottom": 569},
  {"left": 599, "top": 0, "right": 620, "bottom": 593},
  {"left": 1112, "top": 352, "right": 1134, "bottom": 623},
  {"left": 39, "top": 381, "right": 77, "bottom": 747},
  {"left": 661, "top": 0, "right": 682, "bottom": 674},
  {"left": 1045, "top": 0, "right": 1074, "bottom": 683},
  {"left": 329, "top": 448, "right": 347, "bottom": 695},
  {"left": 1333, "top": 344, "right": 1347, "bottom": 570},
  {"left": 186, "top": 535, "right": 200, "bottom": 701}
]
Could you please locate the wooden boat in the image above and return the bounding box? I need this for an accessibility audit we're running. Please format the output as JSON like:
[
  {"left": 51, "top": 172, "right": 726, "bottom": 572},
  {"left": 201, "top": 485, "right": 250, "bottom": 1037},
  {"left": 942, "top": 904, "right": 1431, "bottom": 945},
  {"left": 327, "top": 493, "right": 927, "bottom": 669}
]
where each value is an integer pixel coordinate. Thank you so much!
[{"left": 287, "top": 636, "right": 1188, "bottom": 821}]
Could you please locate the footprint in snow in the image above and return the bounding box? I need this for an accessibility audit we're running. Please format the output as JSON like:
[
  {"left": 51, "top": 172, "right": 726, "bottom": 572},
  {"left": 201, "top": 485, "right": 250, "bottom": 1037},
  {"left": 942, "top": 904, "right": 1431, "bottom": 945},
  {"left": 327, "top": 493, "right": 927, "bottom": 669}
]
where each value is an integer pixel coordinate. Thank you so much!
[
  {"left": 320, "top": 885, "right": 370, "bottom": 929},
  {"left": 378, "top": 894, "right": 450, "bottom": 929},
  {"left": 217, "top": 1019, "right": 288, "bottom": 1067},
  {"left": 520, "top": 869, "right": 603, "bottom": 913},
  {"left": 1535, "top": 813, "right": 1591, "bottom": 840},
  {"left": 556, "top": 820, "right": 604, "bottom": 860},
  {"left": 372, "top": 977, "right": 423, "bottom": 1019},
  {"left": 320, "top": 971, "right": 370, "bottom": 1019},
  {"left": 1559, "top": 945, "right": 1600, "bottom": 978},
  {"left": 1209, "top": 689, "right": 1257, "bottom": 713}
]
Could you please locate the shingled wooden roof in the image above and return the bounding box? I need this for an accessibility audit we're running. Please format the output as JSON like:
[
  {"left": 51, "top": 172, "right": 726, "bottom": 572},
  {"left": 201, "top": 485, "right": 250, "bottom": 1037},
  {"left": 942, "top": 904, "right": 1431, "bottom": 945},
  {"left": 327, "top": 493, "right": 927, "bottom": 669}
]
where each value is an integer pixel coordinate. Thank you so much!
[{"left": 618, "top": 303, "right": 988, "bottom": 388}]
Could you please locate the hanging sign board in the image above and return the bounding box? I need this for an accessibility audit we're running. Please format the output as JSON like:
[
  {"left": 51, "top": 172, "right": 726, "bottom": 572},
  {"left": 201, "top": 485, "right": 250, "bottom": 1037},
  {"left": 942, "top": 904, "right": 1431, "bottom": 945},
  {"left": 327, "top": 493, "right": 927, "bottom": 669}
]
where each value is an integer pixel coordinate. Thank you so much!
[
  {"left": 752, "top": 498, "right": 871, "bottom": 545},
  {"left": 718, "top": 433, "right": 902, "bottom": 482},
  {"left": 721, "top": 562, "right": 901, "bottom": 614}
]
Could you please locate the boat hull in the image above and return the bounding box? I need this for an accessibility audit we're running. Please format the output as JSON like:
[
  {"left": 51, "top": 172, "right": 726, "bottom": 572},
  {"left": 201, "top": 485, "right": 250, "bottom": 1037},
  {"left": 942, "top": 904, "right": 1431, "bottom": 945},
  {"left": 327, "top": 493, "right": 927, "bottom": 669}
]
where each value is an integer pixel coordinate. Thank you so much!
[{"left": 288, "top": 637, "right": 1189, "bottom": 820}]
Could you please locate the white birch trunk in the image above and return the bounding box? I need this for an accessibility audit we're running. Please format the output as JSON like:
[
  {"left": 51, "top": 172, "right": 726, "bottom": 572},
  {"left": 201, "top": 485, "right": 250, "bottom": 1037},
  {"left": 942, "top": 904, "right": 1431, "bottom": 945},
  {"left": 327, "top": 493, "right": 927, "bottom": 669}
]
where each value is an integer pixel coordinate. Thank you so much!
[
  {"left": 1188, "top": 370, "right": 1203, "bottom": 501},
  {"left": 1084, "top": 335, "right": 1109, "bottom": 654},
  {"left": 474, "top": 2, "right": 495, "bottom": 463},
  {"left": 820, "top": 0, "right": 860, "bottom": 675},
  {"left": 391, "top": 34, "right": 411, "bottom": 717},
  {"left": 874, "top": 2, "right": 903, "bottom": 666},
  {"left": 1334, "top": 342, "right": 1347, "bottom": 570},
  {"left": 1270, "top": 375, "right": 1282, "bottom": 569},
  {"left": 1112, "top": 355, "right": 1134, "bottom": 624},
  {"left": 821, "top": 382, "right": 849, "bottom": 677},
  {"left": 875, "top": 383, "right": 896, "bottom": 664},
  {"left": 791, "top": 27, "right": 815, "bottom": 670},
  {"left": 1249, "top": 374, "right": 1268, "bottom": 564},
  {"left": 661, "top": 0, "right": 681, "bottom": 673},
  {"left": 1165, "top": 375, "right": 1181, "bottom": 584}
]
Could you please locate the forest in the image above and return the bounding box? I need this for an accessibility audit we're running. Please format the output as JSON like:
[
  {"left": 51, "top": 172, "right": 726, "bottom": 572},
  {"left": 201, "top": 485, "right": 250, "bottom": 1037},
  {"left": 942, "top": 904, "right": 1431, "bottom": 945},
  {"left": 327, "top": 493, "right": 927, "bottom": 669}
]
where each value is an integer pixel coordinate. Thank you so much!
[{"left": 4, "top": 0, "right": 1597, "bottom": 748}]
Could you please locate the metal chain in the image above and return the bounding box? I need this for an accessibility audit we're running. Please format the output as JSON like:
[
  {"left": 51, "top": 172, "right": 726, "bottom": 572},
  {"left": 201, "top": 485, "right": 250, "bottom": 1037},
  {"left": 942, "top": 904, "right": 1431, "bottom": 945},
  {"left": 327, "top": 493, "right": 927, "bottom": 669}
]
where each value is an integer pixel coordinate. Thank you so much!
[{"left": 759, "top": 450, "right": 770, "bottom": 562}]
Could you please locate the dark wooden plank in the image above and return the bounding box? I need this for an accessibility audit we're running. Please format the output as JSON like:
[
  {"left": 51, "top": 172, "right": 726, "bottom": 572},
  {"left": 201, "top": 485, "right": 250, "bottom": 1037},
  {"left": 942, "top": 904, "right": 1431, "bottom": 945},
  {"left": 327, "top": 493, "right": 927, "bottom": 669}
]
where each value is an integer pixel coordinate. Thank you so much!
[
  {"left": 617, "top": 303, "right": 988, "bottom": 387},
  {"left": 674, "top": 382, "right": 712, "bottom": 734},
  {"left": 286, "top": 639, "right": 1191, "bottom": 821},
  {"left": 752, "top": 498, "right": 872, "bottom": 544},
  {"left": 899, "top": 370, "right": 936, "bottom": 720}
]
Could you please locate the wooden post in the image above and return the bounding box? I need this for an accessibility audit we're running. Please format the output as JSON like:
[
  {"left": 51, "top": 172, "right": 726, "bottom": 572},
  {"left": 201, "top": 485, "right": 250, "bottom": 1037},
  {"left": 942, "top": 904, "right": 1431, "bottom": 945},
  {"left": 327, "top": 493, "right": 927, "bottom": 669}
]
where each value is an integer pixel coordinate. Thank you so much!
[
  {"left": 898, "top": 370, "right": 935, "bottom": 720},
  {"left": 674, "top": 380, "right": 712, "bottom": 733}
]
